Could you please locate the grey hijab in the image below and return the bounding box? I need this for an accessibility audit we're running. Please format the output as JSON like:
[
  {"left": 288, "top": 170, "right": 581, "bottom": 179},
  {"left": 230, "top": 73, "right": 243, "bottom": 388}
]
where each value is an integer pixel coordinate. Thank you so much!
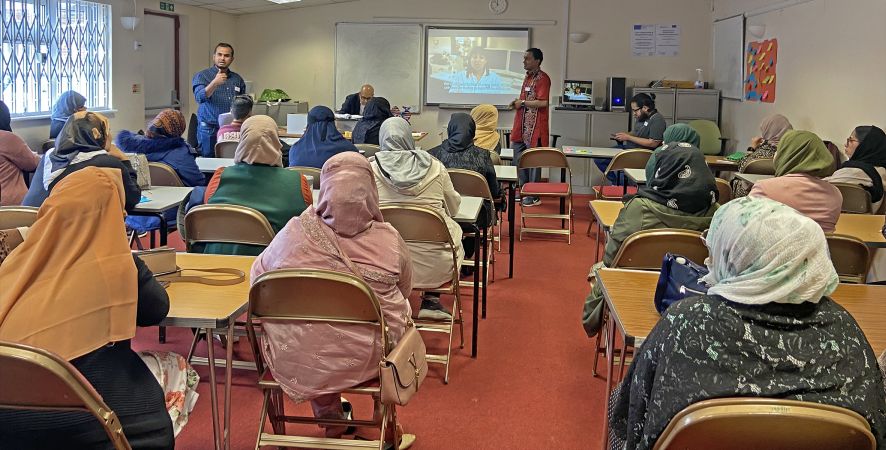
[{"left": 375, "top": 117, "right": 432, "bottom": 188}]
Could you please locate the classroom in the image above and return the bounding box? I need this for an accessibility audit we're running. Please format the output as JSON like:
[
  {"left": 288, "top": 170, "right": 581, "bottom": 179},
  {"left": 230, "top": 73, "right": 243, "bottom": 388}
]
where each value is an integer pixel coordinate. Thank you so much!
[{"left": 1, "top": 0, "right": 885, "bottom": 449}]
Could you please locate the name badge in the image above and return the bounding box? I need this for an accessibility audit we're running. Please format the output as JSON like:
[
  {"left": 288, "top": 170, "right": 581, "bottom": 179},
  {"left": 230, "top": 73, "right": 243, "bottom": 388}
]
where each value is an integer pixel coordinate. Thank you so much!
[
  {"left": 234, "top": 86, "right": 241, "bottom": 92},
  {"left": 643, "top": 121, "right": 649, "bottom": 126},
  {"left": 524, "top": 87, "right": 531, "bottom": 92}
]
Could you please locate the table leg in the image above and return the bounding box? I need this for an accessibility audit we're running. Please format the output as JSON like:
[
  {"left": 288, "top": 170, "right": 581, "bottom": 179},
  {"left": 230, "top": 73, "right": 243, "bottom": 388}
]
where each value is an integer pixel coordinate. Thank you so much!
[
  {"left": 602, "top": 313, "right": 617, "bottom": 450},
  {"left": 507, "top": 182, "right": 515, "bottom": 278},
  {"left": 481, "top": 224, "right": 488, "bottom": 319},
  {"left": 157, "top": 213, "right": 168, "bottom": 247},
  {"left": 223, "top": 325, "right": 235, "bottom": 450},
  {"left": 205, "top": 328, "right": 222, "bottom": 450},
  {"left": 471, "top": 224, "right": 480, "bottom": 358},
  {"left": 159, "top": 327, "right": 166, "bottom": 344}
]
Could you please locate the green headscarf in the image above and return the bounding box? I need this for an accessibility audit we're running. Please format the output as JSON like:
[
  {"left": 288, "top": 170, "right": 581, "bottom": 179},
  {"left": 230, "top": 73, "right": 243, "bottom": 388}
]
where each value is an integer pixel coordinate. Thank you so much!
[
  {"left": 663, "top": 123, "right": 700, "bottom": 148},
  {"left": 773, "top": 130, "right": 835, "bottom": 178}
]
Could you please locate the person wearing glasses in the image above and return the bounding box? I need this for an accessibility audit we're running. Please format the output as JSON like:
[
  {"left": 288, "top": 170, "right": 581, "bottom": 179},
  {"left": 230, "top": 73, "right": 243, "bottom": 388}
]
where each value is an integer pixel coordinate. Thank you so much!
[
  {"left": 595, "top": 92, "right": 668, "bottom": 184},
  {"left": 338, "top": 84, "right": 374, "bottom": 116}
]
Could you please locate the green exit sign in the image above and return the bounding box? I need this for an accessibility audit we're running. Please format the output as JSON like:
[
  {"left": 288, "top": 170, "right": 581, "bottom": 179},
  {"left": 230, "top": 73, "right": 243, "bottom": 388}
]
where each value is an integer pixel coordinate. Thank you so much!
[{"left": 159, "top": 1, "right": 174, "bottom": 11}]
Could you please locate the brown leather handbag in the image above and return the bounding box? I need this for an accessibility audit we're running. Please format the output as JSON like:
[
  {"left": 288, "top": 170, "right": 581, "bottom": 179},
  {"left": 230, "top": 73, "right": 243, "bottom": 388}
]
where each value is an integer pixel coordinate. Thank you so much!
[{"left": 380, "top": 321, "right": 428, "bottom": 406}]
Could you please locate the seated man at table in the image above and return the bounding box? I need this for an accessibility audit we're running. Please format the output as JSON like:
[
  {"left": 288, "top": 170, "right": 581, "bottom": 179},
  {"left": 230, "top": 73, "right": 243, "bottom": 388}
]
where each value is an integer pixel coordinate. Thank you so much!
[
  {"left": 338, "top": 84, "right": 373, "bottom": 116},
  {"left": 582, "top": 145, "right": 718, "bottom": 337},
  {"left": 595, "top": 93, "right": 666, "bottom": 185},
  {"left": 608, "top": 196, "right": 886, "bottom": 449},
  {"left": 216, "top": 94, "right": 254, "bottom": 144}
]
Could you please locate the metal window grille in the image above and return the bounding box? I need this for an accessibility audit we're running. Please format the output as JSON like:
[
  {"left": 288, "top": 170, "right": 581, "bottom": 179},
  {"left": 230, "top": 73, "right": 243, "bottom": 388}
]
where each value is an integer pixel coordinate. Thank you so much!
[{"left": 0, "top": 0, "right": 111, "bottom": 117}]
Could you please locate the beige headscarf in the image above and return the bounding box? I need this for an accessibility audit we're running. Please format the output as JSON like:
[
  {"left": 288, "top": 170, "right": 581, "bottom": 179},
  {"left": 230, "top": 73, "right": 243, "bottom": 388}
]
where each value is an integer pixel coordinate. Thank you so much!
[
  {"left": 235, "top": 115, "right": 283, "bottom": 167},
  {"left": 470, "top": 104, "right": 500, "bottom": 151},
  {"left": 0, "top": 167, "right": 138, "bottom": 360},
  {"left": 759, "top": 114, "right": 793, "bottom": 146}
]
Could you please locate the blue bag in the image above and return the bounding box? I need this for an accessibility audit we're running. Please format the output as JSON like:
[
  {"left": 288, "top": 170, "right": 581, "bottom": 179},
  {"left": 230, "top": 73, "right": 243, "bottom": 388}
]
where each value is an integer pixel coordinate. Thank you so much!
[{"left": 653, "top": 253, "right": 709, "bottom": 314}]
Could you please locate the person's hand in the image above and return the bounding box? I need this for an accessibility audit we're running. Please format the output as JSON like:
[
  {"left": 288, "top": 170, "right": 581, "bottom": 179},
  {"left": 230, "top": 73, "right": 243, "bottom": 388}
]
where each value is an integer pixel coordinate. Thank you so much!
[
  {"left": 614, "top": 132, "right": 632, "bottom": 142},
  {"left": 508, "top": 99, "right": 519, "bottom": 110},
  {"left": 211, "top": 71, "right": 228, "bottom": 86},
  {"left": 750, "top": 136, "right": 764, "bottom": 149}
]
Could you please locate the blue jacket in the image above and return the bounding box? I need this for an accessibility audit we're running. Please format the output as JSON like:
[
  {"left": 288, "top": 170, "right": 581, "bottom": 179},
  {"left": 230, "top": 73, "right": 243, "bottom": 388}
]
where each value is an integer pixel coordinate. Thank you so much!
[{"left": 116, "top": 130, "right": 205, "bottom": 233}]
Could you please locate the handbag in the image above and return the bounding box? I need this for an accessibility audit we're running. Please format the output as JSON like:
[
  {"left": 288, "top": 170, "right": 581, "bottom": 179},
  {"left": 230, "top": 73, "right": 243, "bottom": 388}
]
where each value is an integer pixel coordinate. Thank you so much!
[
  {"left": 125, "top": 153, "right": 152, "bottom": 189},
  {"left": 322, "top": 223, "right": 428, "bottom": 406},
  {"left": 653, "top": 253, "right": 709, "bottom": 315}
]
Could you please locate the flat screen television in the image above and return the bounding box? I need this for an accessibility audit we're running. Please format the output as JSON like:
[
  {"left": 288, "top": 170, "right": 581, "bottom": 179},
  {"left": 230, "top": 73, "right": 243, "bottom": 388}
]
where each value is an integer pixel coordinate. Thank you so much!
[{"left": 562, "top": 79, "right": 594, "bottom": 106}]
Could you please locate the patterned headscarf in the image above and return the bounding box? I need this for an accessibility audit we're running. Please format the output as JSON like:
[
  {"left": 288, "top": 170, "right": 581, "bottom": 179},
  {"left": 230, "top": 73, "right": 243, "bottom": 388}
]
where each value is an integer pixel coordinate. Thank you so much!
[
  {"left": 701, "top": 196, "right": 838, "bottom": 305},
  {"left": 146, "top": 109, "right": 186, "bottom": 138},
  {"left": 44, "top": 111, "right": 115, "bottom": 189},
  {"left": 637, "top": 143, "right": 717, "bottom": 213},
  {"left": 235, "top": 115, "right": 283, "bottom": 167},
  {"left": 759, "top": 113, "right": 793, "bottom": 146},
  {"left": 773, "top": 130, "right": 835, "bottom": 178}
]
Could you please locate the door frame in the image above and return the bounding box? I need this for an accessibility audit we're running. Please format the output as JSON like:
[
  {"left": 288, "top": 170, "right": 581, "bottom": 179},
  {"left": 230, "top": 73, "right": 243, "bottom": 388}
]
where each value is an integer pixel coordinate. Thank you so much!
[{"left": 143, "top": 10, "right": 181, "bottom": 110}]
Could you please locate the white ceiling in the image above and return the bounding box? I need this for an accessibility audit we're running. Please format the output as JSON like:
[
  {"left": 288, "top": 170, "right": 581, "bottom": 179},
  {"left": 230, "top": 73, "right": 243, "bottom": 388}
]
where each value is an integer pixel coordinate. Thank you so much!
[{"left": 173, "top": 0, "right": 355, "bottom": 15}]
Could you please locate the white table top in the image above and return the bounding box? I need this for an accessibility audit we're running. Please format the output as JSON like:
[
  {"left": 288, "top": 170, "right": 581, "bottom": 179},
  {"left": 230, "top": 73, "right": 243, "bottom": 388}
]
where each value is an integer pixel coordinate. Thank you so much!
[
  {"left": 494, "top": 165, "right": 517, "bottom": 182},
  {"left": 196, "top": 157, "right": 234, "bottom": 173},
  {"left": 135, "top": 186, "right": 193, "bottom": 213},
  {"left": 734, "top": 173, "right": 773, "bottom": 184},
  {"left": 280, "top": 137, "right": 299, "bottom": 146},
  {"left": 562, "top": 145, "right": 623, "bottom": 158},
  {"left": 454, "top": 196, "right": 483, "bottom": 223},
  {"left": 500, "top": 148, "right": 514, "bottom": 160},
  {"left": 624, "top": 168, "right": 646, "bottom": 184}
]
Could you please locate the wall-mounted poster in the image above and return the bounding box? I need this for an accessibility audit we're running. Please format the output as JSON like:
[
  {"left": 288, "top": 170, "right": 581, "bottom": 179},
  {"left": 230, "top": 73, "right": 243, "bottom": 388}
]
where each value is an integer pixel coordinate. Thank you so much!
[{"left": 745, "top": 39, "right": 778, "bottom": 102}]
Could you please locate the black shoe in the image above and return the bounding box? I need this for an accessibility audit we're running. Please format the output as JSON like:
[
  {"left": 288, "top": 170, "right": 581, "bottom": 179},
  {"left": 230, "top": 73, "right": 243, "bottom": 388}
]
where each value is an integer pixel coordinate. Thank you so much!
[
  {"left": 341, "top": 398, "right": 355, "bottom": 435},
  {"left": 418, "top": 296, "right": 452, "bottom": 321}
]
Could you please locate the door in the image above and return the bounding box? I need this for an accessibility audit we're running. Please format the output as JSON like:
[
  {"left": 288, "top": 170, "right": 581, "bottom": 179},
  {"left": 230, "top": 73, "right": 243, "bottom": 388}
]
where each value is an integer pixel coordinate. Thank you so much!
[{"left": 143, "top": 12, "right": 180, "bottom": 114}]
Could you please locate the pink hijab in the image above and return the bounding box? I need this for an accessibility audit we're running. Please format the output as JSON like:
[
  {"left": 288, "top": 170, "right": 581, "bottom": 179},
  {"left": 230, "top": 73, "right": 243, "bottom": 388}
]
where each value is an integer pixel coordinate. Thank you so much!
[
  {"left": 316, "top": 152, "right": 384, "bottom": 238},
  {"left": 760, "top": 114, "right": 793, "bottom": 146}
]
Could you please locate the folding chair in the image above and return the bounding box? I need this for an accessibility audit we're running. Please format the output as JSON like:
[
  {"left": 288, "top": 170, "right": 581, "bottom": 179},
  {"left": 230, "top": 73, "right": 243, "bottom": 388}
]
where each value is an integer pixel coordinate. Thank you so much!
[
  {"left": 0, "top": 341, "right": 132, "bottom": 450},
  {"left": 593, "top": 149, "right": 652, "bottom": 200},
  {"left": 355, "top": 143, "right": 380, "bottom": 159},
  {"left": 825, "top": 233, "right": 871, "bottom": 284},
  {"left": 214, "top": 141, "right": 238, "bottom": 158},
  {"left": 655, "top": 397, "right": 875, "bottom": 450},
  {"left": 687, "top": 119, "right": 727, "bottom": 156},
  {"left": 715, "top": 178, "right": 732, "bottom": 204},
  {"left": 147, "top": 162, "right": 184, "bottom": 187},
  {"left": 247, "top": 269, "right": 413, "bottom": 450},
  {"left": 287, "top": 166, "right": 322, "bottom": 189},
  {"left": 447, "top": 169, "right": 497, "bottom": 284},
  {"left": 40, "top": 139, "right": 55, "bottom": 154},
  {"left": 742, "top": 158, "right": 775, "bottom": 175},
  {"left": 0, "top": 206, "right": 39, "bottom": 229},
  {"left": 380, "top": 204, "right": 463, "bottom": 384},
  {"left": 832, "top": 182, "right": 874, "bottom": 214},
  {"left": 518, "top": 147, "right": 574, "bottom": 243}
]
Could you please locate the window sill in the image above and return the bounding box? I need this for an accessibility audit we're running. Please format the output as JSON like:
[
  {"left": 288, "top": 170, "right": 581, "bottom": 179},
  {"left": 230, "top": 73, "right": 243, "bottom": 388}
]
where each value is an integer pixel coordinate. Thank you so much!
[{"left": 11, "top": 109, "right": 119, "bottom": 123}]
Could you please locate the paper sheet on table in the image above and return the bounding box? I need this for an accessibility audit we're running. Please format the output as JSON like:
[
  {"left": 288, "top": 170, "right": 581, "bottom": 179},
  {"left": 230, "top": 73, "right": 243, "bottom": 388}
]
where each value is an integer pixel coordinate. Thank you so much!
[
  {"left": 334, "top": 114, "right": 362, "bottom": 120},
  {"left": 280, "top": 138, "right": 299, "bottom": 146}
]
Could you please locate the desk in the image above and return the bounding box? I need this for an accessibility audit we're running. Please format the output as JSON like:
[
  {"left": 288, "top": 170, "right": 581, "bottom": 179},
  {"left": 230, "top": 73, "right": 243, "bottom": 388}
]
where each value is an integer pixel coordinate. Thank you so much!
[
  {"left": 624, "top": 168, "right": 646, "bottom": 185},
  {"left": 495, "top": 165, "right": 517, "bottom": 278},
  {"left": 132, "top": 186, "right": 193, "bottom": 246},
  {"left": 733, "top": 172, "right": 772, "bottom": 184},
  {"left": 835, "top": 214, "right": 886, "bottom": 248},
  {"left": 453, "top": 196, "right": 485, "bottom": 358},
  {"left": 161, "top": 253, "right": 254, "bottom": 450},
  {"left": 705, "top": 155, "right": 738, "bottom": 172},
  {"left": 589, "top": 200, "right": 624, "bottom": 259},
  {"left": 563, "top": 145, "right": 623, "bottom": 159},
  {"left": 197, "top": 157, "right": 234, "bottom": 174},
  {"left": 500, "top": 148, "right": 513, "bottom": 161}
]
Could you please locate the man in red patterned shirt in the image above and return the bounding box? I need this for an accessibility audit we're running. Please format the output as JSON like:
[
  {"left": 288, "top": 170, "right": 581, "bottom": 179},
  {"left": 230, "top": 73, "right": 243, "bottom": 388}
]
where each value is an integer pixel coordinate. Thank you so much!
[{"left": 509, "top": 48, "right": 551, "bottom": 207}]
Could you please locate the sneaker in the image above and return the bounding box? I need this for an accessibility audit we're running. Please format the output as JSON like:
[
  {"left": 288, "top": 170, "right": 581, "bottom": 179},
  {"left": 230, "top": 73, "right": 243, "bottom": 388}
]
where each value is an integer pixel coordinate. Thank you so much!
[
  {"left": 418, "top": 296, "right": 452, "bottom": 321},
  {"left": 341, "top": 397, "right": 356, "bottom": 435},
  {"left": 521, "top": 196, "right": 541, "bottom": 207}
]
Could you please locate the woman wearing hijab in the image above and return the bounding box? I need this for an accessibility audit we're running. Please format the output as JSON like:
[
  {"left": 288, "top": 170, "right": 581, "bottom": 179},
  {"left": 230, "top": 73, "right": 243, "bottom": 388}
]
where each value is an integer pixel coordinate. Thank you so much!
[
  {"left": 470, "top": 104, "right": 503, "bottom": 165},
  {"left": 0, "top": 168, "right": 184, "bottom": 449},
  {"left": 289, "top": 105, "right": 358, "bottom": 168},
  {"left": 643, "top": 123, "right": 701, "bottom": 182},
  {"left": 372, "top": 117, "right": 463, "bottom": 321},
  {"left": 732, "top": 114, "right": 793, "bottom": 197},
  {"left": 352, "top": 97, "right": 393, "bottom": 145},
  {"left": 583, "top": 144, "right": 718, "bottom": 337},
  {"left": 608, "top": 197, "right": 886, "bottom": 450},
  {"left": 201, "top": 115, "right": 311, "bottom": 255},
  {"left": 826, "top": 125, "right": 886, "bottom": 213},
  {"left": 22, "top": 111, "right": 141, "bottom": 210},
  {"left": 749, "top": 130, "right": 842, "bottom": 232},
  {"left": 0, "top": 100, "right": 40, "bottom": 205},
  {"left": 49, "top": 90, "right": 87, "bottom": 139},
  {"left": 251, "top": 152, "right": 415, "bottom": 446}
]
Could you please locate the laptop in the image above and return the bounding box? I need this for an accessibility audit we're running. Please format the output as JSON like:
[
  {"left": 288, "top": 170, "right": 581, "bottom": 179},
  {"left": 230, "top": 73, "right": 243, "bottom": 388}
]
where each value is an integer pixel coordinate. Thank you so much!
[{"left": 286, "top": 114, "right": 309, "bottom": 134}]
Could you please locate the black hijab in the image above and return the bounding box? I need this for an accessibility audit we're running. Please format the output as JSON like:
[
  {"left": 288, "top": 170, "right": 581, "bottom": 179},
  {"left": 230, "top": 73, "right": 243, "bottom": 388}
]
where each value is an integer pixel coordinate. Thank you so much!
[
  {"left": 352, "top": 97, "right": 392, "bottom": 144},
  {"left": 0, "top": 100, "right": 11, "bottom": 132},
  {"left": 842, "top": 125, "right": 886, "bottom": 203},
  {"left": 637, "top": 143, "right": 717, "bottom": 214},
  {"left": 440, "top": 113, "right": 476, "bottom": 153}
]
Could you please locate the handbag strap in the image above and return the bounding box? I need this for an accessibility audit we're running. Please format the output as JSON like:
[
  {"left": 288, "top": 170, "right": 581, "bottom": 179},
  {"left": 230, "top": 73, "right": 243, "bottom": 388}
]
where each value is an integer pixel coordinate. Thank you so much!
[{"left": 158, "top": 267, "right": 245, "bottom": 286}]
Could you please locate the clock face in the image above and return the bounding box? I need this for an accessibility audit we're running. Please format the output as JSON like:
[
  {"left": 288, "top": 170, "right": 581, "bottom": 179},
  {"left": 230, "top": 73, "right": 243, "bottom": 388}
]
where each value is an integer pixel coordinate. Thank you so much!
[{"left": 489, "top": 0, "right": 507, "bottom": 15}]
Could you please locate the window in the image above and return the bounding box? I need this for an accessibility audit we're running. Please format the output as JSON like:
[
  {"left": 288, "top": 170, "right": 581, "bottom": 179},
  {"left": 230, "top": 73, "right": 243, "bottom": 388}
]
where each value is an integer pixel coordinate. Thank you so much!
[{"left": 1, "top": 0, "right": 111, "bottom": 117}]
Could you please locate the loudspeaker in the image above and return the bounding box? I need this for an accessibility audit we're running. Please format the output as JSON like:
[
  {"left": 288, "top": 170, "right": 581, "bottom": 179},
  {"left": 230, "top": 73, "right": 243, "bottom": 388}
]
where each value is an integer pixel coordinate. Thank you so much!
[{"left": 606, "top": 77, "right": 626, "bottom": 112}]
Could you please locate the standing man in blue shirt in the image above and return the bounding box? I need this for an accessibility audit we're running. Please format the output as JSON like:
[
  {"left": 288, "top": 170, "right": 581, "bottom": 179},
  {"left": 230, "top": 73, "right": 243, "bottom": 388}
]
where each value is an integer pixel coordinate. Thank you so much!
[{"left": 192, "top": 43, "right": 246, "bottom": 156}]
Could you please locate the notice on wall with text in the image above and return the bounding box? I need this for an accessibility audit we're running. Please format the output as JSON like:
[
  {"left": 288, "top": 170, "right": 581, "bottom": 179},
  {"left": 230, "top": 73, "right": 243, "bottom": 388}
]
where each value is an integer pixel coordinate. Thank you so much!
[{"left": 631, "top": 24, "right": 681, "bottom": 57}]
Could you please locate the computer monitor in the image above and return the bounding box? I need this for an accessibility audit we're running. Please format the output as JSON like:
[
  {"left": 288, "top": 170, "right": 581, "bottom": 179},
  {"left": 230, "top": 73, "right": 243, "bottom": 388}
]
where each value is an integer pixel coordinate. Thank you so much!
[{"left": 562, "top": 80, "right": 593, "bottom": 106}]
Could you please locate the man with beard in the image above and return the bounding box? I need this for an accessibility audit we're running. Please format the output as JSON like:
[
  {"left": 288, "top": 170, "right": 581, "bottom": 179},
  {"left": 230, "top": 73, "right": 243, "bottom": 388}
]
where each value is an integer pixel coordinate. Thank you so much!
[
  {"left": 192, "top": 43, "right": 247, "bottom": 156},
  {"left": 509, "top": 47, "right": 551, "bottom": 207},
  {"left": 595, "top": 92, "right": 666, "bottom": 182}
]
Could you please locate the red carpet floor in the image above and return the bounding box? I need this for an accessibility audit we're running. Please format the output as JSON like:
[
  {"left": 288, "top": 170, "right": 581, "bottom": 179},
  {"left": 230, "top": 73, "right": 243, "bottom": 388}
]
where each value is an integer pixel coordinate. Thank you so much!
[{"left": 133, "top": 194, "right": 612, "bottom": 449}]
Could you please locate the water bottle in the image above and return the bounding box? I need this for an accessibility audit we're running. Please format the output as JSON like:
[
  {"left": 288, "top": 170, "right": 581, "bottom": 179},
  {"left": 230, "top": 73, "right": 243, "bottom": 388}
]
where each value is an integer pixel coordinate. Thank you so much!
[{"left": 694, "top": 68, "right": 704, "bottom": 89}]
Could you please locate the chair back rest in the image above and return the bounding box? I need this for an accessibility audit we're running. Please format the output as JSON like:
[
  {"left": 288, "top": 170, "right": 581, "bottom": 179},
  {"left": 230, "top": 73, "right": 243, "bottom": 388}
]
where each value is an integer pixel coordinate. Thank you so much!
[
  {"left": 287, "top": 166, "right": 321, "bottom": 189},
  {"left": 825, "top": 233, "right": 871, "bottom": 283},
  {"left": 654, "top": 397, "right": 875, "bottom": 450},
  {"left": 214, "top": 141, "right": 238, "bottom": 158},
  {"left": 832, "top": 183, "right": 873, "bottom": 214},
  {"left": 183, "top": 204, "right": 276, "bottom": 251},
  {"left": 186, "top": 113, "right": 199, "bottom": 149},
  {"left": 40, "top": 139, "right": 55, "bottom": 154},
  {"left": 379, "top": 204, "right": 459, "bottom": 287},
  {"left": 0, "top": 342, "right": 132, "bottom": 450},
  {"left": 355, "top": 144, "right": 380, "bottom": 158},
  {"left": 517, "top": 147, "right": 569, "bottom": 170},
  {"left": 147, "top": 162, "right": 184, "bottom": 187},
  {"left": 715, "top": 178, "right": 732, "bottom": 204},
  {"left": 687, "top": 119, "right": 722, "bottom": 155},
  {"left": 742, "top": 158, "right": 775, "bottom": 175},
  {"left": 448, "top": 169, "right": 493, "bottom": 201},
  {"left": 0, "top": 206, "right": 39, "bottom": 229},
  {"left": 605, "top": 149, "right": 653, "bottom": 173},
  {"left": 612, "top": 228, "right": 708, "bottom": 270}
]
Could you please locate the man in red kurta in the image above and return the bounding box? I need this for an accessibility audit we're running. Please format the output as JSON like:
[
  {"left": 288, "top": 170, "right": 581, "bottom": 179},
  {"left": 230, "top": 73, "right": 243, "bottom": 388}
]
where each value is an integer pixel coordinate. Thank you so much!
[{"left": 509, "top": 48, "right": 551, "bottom": 206}]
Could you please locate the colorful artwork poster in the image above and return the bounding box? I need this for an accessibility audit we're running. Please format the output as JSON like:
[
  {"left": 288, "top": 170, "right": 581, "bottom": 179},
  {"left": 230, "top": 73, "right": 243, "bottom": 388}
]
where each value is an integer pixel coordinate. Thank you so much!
[{"left": 745, "top": 39, "right": 778, "bottom": 103}]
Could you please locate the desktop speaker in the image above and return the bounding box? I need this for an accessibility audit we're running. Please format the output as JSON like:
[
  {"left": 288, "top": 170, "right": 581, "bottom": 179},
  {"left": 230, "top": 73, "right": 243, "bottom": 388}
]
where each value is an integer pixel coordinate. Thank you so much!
[{"left": 606, "top": 77, "right": 626, "bottom": 112}]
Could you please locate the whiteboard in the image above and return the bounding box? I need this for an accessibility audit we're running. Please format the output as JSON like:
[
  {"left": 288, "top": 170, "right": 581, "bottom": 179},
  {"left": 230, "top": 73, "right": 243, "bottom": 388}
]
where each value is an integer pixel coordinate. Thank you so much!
[
  {"left": 335, "top": 23, "right": 422, "bottom": 113},
  {"left": 713, "top": 14, "right": 745, "bottom": 100}
]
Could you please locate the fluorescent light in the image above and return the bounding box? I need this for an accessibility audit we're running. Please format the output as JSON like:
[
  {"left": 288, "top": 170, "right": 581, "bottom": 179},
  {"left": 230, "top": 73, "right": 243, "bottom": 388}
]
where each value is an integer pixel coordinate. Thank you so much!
[{"left": 267, "top": 0, "right": 301, "bottom": 3}]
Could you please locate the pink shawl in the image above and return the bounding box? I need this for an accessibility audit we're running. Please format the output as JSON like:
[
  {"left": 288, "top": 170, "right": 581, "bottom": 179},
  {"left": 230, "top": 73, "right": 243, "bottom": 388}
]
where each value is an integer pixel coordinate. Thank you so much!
[{"left": 251, "top": 152, "right": 412, "bottom": 402}]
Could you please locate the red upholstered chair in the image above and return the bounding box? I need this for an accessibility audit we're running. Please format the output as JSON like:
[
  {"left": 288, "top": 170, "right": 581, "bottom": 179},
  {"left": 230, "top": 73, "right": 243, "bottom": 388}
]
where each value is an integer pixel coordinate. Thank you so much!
[
  {"left": 517, "top": 147, "right": 574, "bottom": 243},
  {"left": 592, "top": 149, "right": 651, "bottom": 200}
]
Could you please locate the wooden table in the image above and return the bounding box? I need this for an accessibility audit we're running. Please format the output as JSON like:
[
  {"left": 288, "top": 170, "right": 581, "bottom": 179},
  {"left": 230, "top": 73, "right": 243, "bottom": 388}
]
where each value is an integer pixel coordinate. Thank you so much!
[
  {"left": 161, "top": 253, "right": 255, "bottom": 450},
  {"left": 131, "top": 186, "right": 193, "bottom": 246},
  {"left": 835, "top": 214, "right": 886, "bottom": 248},
  {"left": 589, "top": 200, "right": 624, "bottom": 259},
  {"left": 500, "top": 148, "right": 513, "bottom": 161},
  {"left": 704, "top": 155, "right": 739, "bottom": 172},
  {"left": 495, "top": 165, "right": 517, "bottom": 278}
]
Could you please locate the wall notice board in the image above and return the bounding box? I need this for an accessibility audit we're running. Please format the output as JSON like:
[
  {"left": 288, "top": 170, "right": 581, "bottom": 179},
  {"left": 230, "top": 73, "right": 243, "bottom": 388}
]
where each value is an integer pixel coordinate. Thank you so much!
[{"left": 334, "top": 23, "right": 423, "bottom": 113}]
